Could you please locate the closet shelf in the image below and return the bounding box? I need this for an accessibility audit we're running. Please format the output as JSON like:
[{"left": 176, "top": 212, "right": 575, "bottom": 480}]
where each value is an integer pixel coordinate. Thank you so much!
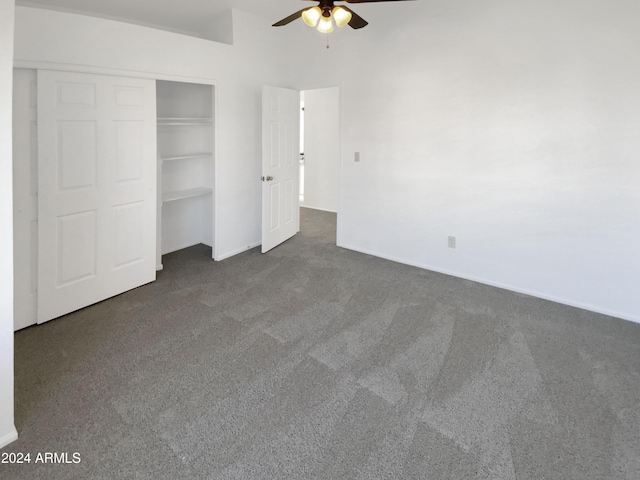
[
  {"left": 157, "top": 117, "right": 212, "bottom": 126},
  {"left": 161, "top": 153, "right": 212, "bottom": 162},
  {"left": 162, "top": 187, "right": 212, "bottom": 203}
]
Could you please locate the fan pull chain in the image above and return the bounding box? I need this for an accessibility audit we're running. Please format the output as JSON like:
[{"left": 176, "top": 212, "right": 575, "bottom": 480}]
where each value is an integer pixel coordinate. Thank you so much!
[{"left": 326, "top": 34, "right": 330, "bottom": 49}]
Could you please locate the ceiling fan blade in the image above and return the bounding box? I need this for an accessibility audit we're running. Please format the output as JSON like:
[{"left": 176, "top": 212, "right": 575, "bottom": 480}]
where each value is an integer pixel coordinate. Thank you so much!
[
  {"left": 273, "top": 8, "right": 307, "bottom": 27},
  {"left": 340, "top": 6, "right": 369, "bottom": 29}
]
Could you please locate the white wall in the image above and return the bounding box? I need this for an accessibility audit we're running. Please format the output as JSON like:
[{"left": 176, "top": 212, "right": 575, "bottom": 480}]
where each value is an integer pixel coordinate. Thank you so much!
[
  {"left": 0, "top": 0, "right": 18, "bottom": 449},
  {"left": 302, "top": 87, "right": 340, "bottom": 213},
  {"left": 288, "top": 0, "right": 640, "bottom": 322},
  {"left": 13, "top": 6, "right": 291, "bottom": 260}
]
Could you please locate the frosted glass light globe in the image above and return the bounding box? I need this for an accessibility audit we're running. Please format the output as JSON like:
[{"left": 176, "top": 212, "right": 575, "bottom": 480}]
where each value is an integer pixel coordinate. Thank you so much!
[
  {"left": 302, "top": 7, "right": 322, "bottom": 27},
  {"left": 317, "top": 16, "right": 334, "bottom": 33},
  {"left": 332, "top": 7, "right": 352, "bottom": 28}
]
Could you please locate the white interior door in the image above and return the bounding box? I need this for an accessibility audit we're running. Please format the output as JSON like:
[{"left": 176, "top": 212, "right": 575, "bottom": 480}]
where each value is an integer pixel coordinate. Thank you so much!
[
  {"left": 261, "top": 86, "right": 300, "bottom": 253},
  {"left": 37, "top": 70, "right": 157, "bottom": 324},
  {"left": 13, "top": 69, "right": 38, "bottom": 331}
]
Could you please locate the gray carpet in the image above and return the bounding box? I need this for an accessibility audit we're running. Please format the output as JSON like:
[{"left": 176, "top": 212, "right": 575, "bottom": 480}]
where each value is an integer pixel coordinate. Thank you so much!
[{"left": 2, "top": 207, "right": 640, "bottom": 479}]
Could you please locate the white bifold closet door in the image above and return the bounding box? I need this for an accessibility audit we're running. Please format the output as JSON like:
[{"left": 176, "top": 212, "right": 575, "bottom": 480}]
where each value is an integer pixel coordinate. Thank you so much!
[{"left": 37, "top": 70, "right": 157, "bottom": 324}]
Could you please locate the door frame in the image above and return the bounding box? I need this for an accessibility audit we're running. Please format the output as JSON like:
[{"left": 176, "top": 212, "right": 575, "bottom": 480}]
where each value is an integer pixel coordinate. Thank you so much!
[{"left": 12, "top": 68, "right": 37, "bottom": 331}]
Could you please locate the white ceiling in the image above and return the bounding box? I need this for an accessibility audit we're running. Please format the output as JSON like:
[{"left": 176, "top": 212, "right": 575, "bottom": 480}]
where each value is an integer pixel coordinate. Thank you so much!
[{"left": 16, "top": 0, "right": 301, "bottom": 37}]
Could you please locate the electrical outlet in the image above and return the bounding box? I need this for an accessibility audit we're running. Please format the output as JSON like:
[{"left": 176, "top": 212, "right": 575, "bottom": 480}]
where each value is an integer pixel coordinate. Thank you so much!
[{"left": 448, "top": 236, "right": 456, "bottom": 249}]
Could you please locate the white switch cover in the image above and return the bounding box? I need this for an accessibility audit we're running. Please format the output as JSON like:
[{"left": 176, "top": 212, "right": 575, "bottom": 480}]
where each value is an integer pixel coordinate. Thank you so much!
[{"left": 354, "top": 152, "right": 360, "bottom": 162}]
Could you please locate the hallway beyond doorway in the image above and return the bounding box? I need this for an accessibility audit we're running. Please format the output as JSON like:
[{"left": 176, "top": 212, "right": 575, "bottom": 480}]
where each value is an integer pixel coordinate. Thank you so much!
[{"left": 299, "top": 206, "right": 336, "bottom": 245}]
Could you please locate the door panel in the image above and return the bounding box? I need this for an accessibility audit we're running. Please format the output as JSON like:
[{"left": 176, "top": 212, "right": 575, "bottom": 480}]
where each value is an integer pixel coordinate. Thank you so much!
[
  {"left": 261, "top": 86, "right": 299, "bottom": 253},
  {"left": 115, "top": 121, "right": 145, "bottom": 181},
  {"left": 57, "top": 211, "right": 97, "bottom": 286},
  {"left": 58, "top": 121, "right": 98, "bottom": 189},
  {"left": 37, "top": 70, "right": 157, "bottom": 324},
  {"left": 113, "top": 202, "right": 145, "bottom": 268}
]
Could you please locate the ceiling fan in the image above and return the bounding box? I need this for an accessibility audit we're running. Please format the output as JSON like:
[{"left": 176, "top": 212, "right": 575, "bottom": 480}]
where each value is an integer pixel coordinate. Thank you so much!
[{"left": 273, "top": 0, "right": 414, "bottom": 33}]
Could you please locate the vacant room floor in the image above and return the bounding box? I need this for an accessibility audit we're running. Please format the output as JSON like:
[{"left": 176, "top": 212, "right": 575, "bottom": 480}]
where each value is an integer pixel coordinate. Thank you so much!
[{"left": 2, "top": 208, "right": 640, "bottom": 479}]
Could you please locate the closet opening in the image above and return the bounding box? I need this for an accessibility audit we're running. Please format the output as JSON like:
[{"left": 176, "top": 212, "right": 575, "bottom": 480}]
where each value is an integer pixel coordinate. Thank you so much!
[{"left": 156, "top": 80, "right": 215, "bottom": 271}]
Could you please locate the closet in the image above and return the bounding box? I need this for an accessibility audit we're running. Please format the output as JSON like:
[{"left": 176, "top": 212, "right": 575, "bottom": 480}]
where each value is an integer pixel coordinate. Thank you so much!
[
  {"left": 12, "top": 71, "right": 216, "bottom": 330},
  {"left": 156, "top": 80, "right": 215, "bottom": 270}
]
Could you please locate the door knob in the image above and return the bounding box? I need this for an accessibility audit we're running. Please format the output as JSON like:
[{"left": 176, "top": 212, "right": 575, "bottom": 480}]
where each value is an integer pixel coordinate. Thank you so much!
[{"left": 261, "top": 176, "right": 274, "bottom": 182}]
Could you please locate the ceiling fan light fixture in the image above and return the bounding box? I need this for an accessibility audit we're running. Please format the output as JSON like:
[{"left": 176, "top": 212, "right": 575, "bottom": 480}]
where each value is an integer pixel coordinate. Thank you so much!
[
  {"left": 317, "top": 15, "right": 334, "bottom": 33},
  {"left": 332, "top": 7, "right": 352, "bottom": 28},
  {"left": 301, "top": 6, "right": 322, "bottom": 27},
  {"left": 273, "top": 0, "right": 375, "bottom": 31}
]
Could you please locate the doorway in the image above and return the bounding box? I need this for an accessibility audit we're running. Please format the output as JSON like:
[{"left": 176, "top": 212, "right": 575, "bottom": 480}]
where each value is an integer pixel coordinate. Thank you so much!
[{"left": 299, "top": 87, "right": 341, "bottom": 216}]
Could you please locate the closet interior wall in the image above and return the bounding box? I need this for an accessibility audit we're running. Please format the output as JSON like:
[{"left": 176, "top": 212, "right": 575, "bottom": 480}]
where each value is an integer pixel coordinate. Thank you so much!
[{"left": 156, "top": 80, "right": 214, "bottom": 269}]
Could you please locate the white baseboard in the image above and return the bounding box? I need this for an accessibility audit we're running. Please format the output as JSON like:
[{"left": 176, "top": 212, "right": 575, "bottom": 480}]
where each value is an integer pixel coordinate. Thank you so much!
[
  {"left": 300, "top": 205, "right": 337, "bottom": 214},
  {"left": 162, "top": 240, "right": 211, "bottom": 256},
  {"left": 0, "top": 427, "right": 18, "bottom": 449},
  {"left": 339, "top": 243, "right": 639, "bottom": 325},
  {"left": 216, "top": 242, "right": 261, "bottom": 261}
]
